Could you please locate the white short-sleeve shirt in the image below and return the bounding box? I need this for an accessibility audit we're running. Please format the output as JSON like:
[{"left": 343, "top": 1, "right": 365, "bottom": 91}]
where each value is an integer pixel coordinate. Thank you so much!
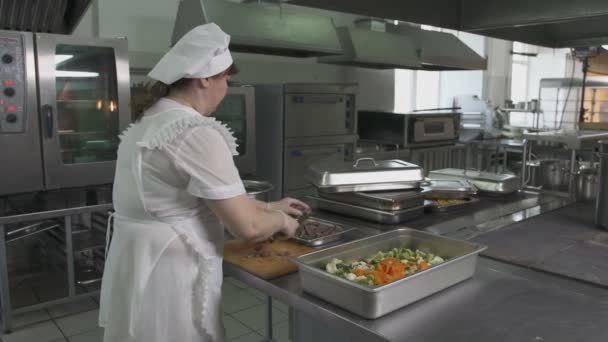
[{"left": 140, "top": 98, "right": 245, "bottom": 221}]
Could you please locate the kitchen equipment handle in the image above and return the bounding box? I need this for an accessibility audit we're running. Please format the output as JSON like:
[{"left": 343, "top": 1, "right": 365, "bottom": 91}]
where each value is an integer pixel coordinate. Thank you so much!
[
  {"left": 353, "top": 157, "right": 378, "bottom": 168},
  {"left": 42, "top": 104, "right": 54, "bottom": 138}
]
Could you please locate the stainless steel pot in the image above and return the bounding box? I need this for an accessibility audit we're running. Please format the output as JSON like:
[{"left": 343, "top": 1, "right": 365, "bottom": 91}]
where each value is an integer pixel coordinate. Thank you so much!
[
  {"left": 243, "top": 180, "right": 274, "bottom": 202},
  {"left": 597, "top": 141, "right": 608, "bottom": 229},
  {"left": 514, "top": 160, "right": 541, "bottom": 187},
  {"left": 575, "top": 168, "right": 599, "bottom": 202},
  {"left": 539, "top": 159, "right": 569, "bottom": 189}
]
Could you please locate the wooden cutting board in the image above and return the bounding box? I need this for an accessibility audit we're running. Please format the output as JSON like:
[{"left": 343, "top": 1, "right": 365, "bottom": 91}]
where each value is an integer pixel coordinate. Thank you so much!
[{"left": 224, "top": 240, "right": 313, "bottom": 279}]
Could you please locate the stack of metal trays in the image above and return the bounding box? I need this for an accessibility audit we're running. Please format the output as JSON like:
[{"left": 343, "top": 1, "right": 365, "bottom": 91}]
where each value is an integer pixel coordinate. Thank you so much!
[
  {"left": 318, "top": 188, "right": 428, "bottom": 211},
  {"left": 424, "top": 179, "right": 478, "bottom": 199},
  {"left": 306, "top": 158, "right": 424, "bottom": 193},
  {"left": 306, "top": 158, "right": 427, "bottom": 223},
  {"left": 309, "top": 195, "right": 425, "bottom": 225},
  {"left": 428, "top": 168, "right": 521, "bottom": 195}
]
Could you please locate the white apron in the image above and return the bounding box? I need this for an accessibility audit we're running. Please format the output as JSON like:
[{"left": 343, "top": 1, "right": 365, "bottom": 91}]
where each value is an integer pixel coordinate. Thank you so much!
[{"left": 99, "top": 108, "right": 239, "bottom": 342}]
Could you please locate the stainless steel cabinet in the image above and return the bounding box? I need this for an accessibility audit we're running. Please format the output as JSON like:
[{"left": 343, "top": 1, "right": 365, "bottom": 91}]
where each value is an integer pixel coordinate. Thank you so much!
[{"left": 255, "top": 84, "right": 358, "bottom": 200}]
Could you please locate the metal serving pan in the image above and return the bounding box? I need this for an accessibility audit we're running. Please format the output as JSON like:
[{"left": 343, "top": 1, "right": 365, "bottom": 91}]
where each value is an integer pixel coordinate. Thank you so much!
[
  {"left": 309, "top": 196, "right": 425, "bottom": 224},
  {"left": 306, "top": 158, "right": 424, "bottom": 193},
  {"left": 424, "top": 179, "right": 478, "bottom": 199},
  {"left": 318, "top": 188, "right": 428, "bottom": 211},
  {"left": 425, "top": 197, "right": 480, "bottom": 213},
  {"left": 291, "top": 217, "right": 354, "bottom": 247},
  {"left": 429, "top": 169, "right": 521, "bottom": 195},
  {"left": 292, "top": 229, "right": 487, "bottom": 319}
]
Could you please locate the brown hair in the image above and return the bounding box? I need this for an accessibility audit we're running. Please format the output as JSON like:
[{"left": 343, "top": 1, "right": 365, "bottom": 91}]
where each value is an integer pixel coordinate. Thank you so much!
[{"left": 131, "top": 63, "right": 239, "bottom": 122}]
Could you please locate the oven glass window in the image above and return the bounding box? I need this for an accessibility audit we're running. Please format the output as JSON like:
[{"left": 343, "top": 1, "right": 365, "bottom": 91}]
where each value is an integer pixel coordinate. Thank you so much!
[
  {"left": 424, "top": 121, "right": 445, "bottom": 134},
  {"left": 213, "top": 94, "right": 247, "bottom": 155},
  {"left": 55, "top": 45, "right": 119, "bottom": 164}
]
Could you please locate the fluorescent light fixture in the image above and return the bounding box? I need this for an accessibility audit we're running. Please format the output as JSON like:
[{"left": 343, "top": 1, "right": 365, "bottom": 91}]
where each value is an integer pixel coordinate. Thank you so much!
[
  {"left": 55, "top": 54, "right": 73, "bottom": 64},
  {"left": 55, "top": 71, "right": 99, "bottom": 77}
]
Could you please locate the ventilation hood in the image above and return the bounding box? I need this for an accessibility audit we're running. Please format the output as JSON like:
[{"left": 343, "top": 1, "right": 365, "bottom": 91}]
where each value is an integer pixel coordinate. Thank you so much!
[
  {"left": 319, "top": 20, "right": 487, "bottom": 70},
  {"left": 288, "top": 0, "right": 608, "bottom": 48},
  {"left": 0, "top": 0, "right": 92, "bottom": 34},
  {"left": 172, "top": 0, "right": 343, "bottom": 57},
  {"left": 318, "top": 26, "right": 420, "bottom": 69},
  {"left": 406, "top": 26, "right": 488, "bottom": 70}
]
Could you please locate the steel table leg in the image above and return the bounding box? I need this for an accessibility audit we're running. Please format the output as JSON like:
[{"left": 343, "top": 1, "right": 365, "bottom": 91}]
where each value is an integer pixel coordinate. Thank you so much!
[
  {"left": 65, "top": 216, "right": 76, "bottom": 297},
  {"left": 0, "top": 224, "right": 13, "bottom": 333},
  {"left": 266, "top": 296, "right": 274, "bottom": 342}
]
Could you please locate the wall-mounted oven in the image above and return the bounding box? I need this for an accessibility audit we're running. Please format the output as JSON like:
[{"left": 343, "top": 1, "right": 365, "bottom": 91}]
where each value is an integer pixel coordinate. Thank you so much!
[{"left": 0, "top": 30, "right": 130, "bottom": 195}]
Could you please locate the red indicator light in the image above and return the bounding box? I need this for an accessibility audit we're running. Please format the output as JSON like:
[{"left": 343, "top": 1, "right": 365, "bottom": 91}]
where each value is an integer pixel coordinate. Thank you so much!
[
  {"left": 7, "top": 106, "right": 17, "bottom": 112},
  {"left": 3, "top": 80, "right": 14, "bottom": 86}
]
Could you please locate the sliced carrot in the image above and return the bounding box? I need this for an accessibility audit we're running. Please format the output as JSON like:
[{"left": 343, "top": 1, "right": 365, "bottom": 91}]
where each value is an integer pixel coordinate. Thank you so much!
[{"left": 418, "top": 261, "right": 430, "bottom": 270}]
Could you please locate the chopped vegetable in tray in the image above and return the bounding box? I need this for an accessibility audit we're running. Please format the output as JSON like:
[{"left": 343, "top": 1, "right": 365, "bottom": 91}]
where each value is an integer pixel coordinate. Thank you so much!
[{"left": 325, "top": 248, "right": 446, "bottom": 286}]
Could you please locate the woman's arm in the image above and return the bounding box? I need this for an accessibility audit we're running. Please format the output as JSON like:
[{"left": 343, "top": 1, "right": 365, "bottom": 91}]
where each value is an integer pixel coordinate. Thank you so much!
[
  {"left": 207, "top": 194, "right": 299, "bottom": 242},
  {"left": 254, "top": 198, "right": 311, "bottom": 217}
]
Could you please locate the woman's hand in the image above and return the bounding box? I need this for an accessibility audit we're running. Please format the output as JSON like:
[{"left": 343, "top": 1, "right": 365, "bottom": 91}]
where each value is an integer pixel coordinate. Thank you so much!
[
  {"left": 267, "top": 198, "right": 311, "bottom": 217},
  {"left": 272, "top": 211, "right": 300, "bottom": 240}
]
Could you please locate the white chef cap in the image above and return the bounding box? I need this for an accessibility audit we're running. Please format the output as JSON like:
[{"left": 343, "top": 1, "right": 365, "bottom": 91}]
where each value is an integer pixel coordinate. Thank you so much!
[{"left": 148, "top": 23, "right": 233, "bottom": 85}]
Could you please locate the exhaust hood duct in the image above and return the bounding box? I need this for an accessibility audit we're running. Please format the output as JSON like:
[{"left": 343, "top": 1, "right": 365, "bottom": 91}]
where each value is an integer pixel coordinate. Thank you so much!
[
  {"left": 172, "top": 0, "right": 343, "bottom": 57},
  {"left": 0, "top": 0, "right": 92, "bottom": 34},
  {"left": 414, "top": 29, "right": 487, "bottom": 70},
  {"left": 288, "top": 0, "right": 608, "bottom": 48},
  {"left": 319, "top": 20, "right": 486, "bottom": 70},
  {"left": 318, "top": 26, "right": 421, "bottom": 69}
]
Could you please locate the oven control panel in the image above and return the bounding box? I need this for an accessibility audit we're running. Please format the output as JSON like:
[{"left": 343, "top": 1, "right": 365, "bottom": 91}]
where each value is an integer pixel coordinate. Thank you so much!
[{"left": 0, "top": 34, "right": 26, "bottom": 133}]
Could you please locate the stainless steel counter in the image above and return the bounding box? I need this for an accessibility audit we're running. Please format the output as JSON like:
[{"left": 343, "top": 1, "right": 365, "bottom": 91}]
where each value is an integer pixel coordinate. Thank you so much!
[
  {"left": 226, "top": 257, "right": 608, "bottom": 342},
  {"left": 309, "top": 190, "right": 572, "bottom": 240},
  {"left": 224, "top": 193, "right": 608, "bottom": 342}
]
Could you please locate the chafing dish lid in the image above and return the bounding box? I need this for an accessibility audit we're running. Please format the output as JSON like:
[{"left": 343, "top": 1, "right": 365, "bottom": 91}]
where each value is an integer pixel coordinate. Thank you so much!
[
  {"left": 429, "top": 168, "right": 518, "bottom": 182},
  {"left": 306, "top": 158, "right": 424, "bottom": 187},
  {"left": 426, "top": 179, "right": 478, "bottom": 193}
]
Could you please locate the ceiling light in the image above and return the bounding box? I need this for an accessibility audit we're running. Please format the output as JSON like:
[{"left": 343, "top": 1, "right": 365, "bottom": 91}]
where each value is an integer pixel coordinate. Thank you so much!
[
  {"left": 55, "top": 71, "right": 99, "bottom": 78},
  {"left": 55, "top": 54, "right": 73, "bottom": 64}
]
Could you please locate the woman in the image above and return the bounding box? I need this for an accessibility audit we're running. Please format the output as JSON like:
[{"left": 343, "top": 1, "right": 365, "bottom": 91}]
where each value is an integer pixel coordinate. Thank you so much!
[{"left": 99, "top": 23, "right": 309, "bottom": 342}]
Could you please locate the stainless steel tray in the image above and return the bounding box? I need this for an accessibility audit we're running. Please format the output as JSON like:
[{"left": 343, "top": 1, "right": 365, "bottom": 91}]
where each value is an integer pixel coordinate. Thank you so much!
[
  {"left": 318, "top": 188, "right": 428, "bottom": 211},
  {"left": 306, "top": 158, "right": 424, "bottom": 193},
  {"left": 429, "top": 169, "right": 521, "bottom": 195},
  {"left": 309, "top": 195, "right": 425, "bottom": 224},
  {"left": 424, "top": 179, "right": 478, "bottom": 199},
  {"left": 425, "top": 197, "right": 479, "bottom": 213},
  {"left": 292, "top": 229, "right": 487, "bottom": 319},
  {"left": 291, "top": 217, "right": 354, "bottom": 247}
]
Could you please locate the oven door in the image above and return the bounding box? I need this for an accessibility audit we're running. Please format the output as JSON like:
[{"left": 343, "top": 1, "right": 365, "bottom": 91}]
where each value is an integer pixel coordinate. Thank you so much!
[
  {"left": 284, "top": 93, "right": 355, "bottom": 138},
  {"left": 36, "top": 33, "right": 130, "bottom": 190},
  {"left": 213, "top": 86, "right": 256, "bottom": 175},
  {"left": 412, "top": 117, "right": 456, "bottom": 143}
]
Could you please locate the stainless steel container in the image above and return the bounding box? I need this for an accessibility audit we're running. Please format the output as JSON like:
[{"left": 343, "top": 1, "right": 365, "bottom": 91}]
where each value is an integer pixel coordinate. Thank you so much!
[
  {"left": 306, "top": 158, "right": 424, "bottom": 193},
  {"left": 292, "top": 229, "right": 487, "bottom": 319},
  {"left": 424, "top": 179, "right": 478, "bottom": 199},
  {"left": 426, "top": 197, "right": 480, "bottom": 213},
  {"left": 428, "top": 169, "right": 521, "bottom": 195},
  {"left": 243, "top": 180, "right": 274, "bottom": 202},
  {"left": 514, "top": 160, "right": 542, "bottom": 188},
  {"left": 309, "top": 196, "right": 425, "bottom": 224},
  {"left": 291, "top": 217, "right": 354, "bottom": 247},
  {"left": 539, "top": 159, "right": 569, "bottom": 189},
  {"left": 318, "top": 188, "right": 428, "bottom": 211},
  {"left": 597, "top": 141, "right": 608, "bottom": 229},
  {"left": 575, "top": 167, "right": 599, "bottom": 202}
]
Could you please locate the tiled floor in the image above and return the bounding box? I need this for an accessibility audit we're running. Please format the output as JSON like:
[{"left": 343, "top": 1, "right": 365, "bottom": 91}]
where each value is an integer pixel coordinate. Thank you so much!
[{"left": 0, "top": 277, "right": 291, "bottom": 342}]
